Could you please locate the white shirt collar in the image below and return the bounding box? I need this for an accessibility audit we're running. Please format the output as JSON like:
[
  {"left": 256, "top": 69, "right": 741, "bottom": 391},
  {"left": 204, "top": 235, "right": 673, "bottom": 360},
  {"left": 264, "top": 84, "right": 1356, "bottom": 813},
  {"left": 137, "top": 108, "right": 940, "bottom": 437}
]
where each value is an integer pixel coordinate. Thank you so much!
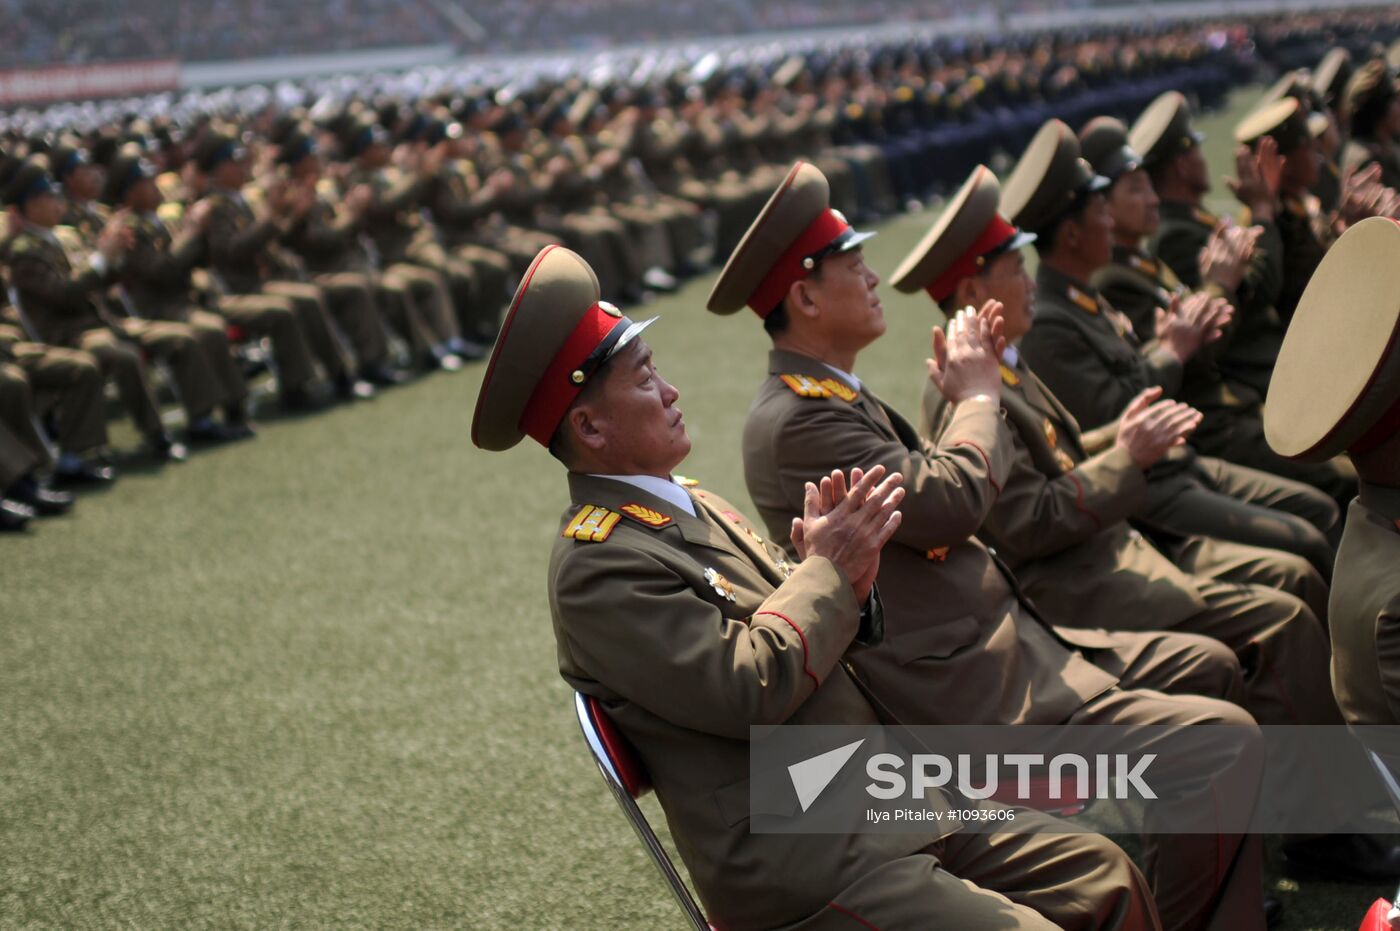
[
  {"left": 25, "top": 223, "right": 59, "bottom": 246},
  {"left": 1002, "top": 346, "right": 1020, "bottom": 369},
  {"left": 822, "top": 363, "right": 861, "bottom": 392},
  {"left": 588, "top": 474, "right": 696, "bottom": 517}
]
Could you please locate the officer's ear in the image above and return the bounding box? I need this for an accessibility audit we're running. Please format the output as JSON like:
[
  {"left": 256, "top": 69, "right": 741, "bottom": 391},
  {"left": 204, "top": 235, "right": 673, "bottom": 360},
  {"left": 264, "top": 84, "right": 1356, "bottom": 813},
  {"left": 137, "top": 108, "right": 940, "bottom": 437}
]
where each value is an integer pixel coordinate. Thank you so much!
[
  {"left": 564, "top": 399, "right": 607, "bottom": 454},
  {"left": 786, "top": 266, "right": 825, "bottom": 322},
  {"left": 952, "top": 275, "right": 982, "bottom": 310}
]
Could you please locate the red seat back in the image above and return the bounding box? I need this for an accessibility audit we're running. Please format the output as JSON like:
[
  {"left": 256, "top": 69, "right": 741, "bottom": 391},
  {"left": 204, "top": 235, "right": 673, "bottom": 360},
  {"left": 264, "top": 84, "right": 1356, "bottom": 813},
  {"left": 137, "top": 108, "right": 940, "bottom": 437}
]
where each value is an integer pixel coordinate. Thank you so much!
[{"left": 580, "top": 694, "right": 652, "bottom": 799}]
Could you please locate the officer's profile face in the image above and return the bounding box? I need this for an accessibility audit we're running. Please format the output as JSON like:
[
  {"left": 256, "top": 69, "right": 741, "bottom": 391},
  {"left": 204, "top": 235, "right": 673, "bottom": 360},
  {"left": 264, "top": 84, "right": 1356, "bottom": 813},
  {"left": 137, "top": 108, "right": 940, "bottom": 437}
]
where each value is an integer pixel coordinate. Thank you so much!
[
  {"left": 127, "top": 178, "right": 163, "bottom": 213},
  {"left": 362, "top": 142, "right": 391, "bottom": 168},
  {"left": 291, "top": 154, "right": 322, "bottom": 183},
  {"left": 792, "top": 247, "right": 885, "bottom": 349},
  {"left": 211, "top": 158, "right": 246, "bottom": 189},
  {"left": 1106, "top": 169, "right": 1160, "bottom": 239},
  {"left": 1178, "top": 143, "right": 1210, "bottom": 194},
  {"left": 1279, "top": 138, "right": 1320, "bottom": 190},
  {"left": 1065, "top": 192, "right": 1114, "bottom": 270},
  {"left": 22, "top": 191, "right": 63, "bottom": 228},
  {"left": 1384, "top": 95, "right": 1400, "bottom": 137},
  {"left": 963, "top": 249, "right": 1035, "bottom": 341},
  {"left": 69, "top": 163, "right": 102, "bottom": 201},
  {"left": 562, "top": 339, "right": 691, "bottom": 477}
]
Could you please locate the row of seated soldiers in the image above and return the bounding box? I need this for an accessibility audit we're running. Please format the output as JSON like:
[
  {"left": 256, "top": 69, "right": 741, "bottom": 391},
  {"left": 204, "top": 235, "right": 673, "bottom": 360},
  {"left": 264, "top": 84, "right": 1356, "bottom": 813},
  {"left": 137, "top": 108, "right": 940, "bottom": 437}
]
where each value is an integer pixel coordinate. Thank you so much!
[
  {"left": 475, "top": 61, "right": 1400, "bottom": 928},
  {"left": 0, "top": 17, "right": 1396, "bottom": 532}
]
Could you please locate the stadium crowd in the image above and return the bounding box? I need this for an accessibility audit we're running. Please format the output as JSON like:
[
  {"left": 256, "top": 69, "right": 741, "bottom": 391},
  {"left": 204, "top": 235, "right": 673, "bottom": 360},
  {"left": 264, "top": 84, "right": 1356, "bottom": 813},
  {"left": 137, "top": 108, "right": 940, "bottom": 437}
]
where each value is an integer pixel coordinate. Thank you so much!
[
  {"left": 4, "top": 1, "right": 1400, "bottom": 928},
  {"left": 0, "top": 9, "right": 1396, "bottom": 531},
  {"left": 6, "top": 0, "right": 1388, "bottom": 67}
]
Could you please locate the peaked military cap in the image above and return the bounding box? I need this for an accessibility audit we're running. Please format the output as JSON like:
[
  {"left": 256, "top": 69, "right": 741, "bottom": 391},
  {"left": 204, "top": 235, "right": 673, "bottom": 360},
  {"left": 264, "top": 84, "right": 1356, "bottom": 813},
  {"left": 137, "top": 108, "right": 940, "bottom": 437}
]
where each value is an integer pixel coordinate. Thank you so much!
[
  {"left": 192, "top": 130, "right": 245, "bottom": 173},
  {"left": 3, "top": 156, "right": 58, "bottom": 207},
  {"left": 706, "top": 160, "right": 876, "bottom": 317},
  {"left": 1079, "top": 116, "right": 1142, "bottom": 183},
  {"left": 1001, "top": 119, "right": 1109, "bottom": 236},
  {"left": 1312, "top": 48, "right": 1353, "bottom": 109},
  {"left": 1343, "top": 60, "right": 1397, "bottom": 125},
  {"left": 1235, "top": 97, "right": 1311, "bottom": 153},
  {"left": 1264, "top": 217, "right": 1400, "bottom": 461},
  {"left": 101, "top": 147, "right": 156, "bottom": 205},
  {"left": 890, "top": 165, "right": 1033, "bottom": 302},
  {"left": 472, "top": 246, "right": 656, "bottom": 451},
  {"left": 1129, "top": 91, "right": 1205, "bottom": 168}
]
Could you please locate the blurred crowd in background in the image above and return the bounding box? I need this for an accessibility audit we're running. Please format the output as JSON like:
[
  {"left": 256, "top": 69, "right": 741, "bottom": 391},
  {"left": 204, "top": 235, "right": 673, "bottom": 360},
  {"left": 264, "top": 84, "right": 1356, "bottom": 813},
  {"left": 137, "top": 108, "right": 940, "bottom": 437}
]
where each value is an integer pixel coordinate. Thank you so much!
[{"left": 0, "top": 4, "right": 1397, "bottom": 532}]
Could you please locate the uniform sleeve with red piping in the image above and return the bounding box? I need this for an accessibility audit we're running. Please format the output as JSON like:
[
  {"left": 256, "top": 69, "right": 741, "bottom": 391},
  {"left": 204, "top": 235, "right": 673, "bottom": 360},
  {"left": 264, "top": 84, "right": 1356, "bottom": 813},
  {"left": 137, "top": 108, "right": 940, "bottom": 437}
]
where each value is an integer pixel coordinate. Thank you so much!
[
  {"left": 551, "top": 545, "right": 859, "bottom": 740},
  {"left": 752, "top": 394, "right": 1013, "bottom": 555},
  {"left": 977, "top": 424, "right": 1148, "bottom": 568}
]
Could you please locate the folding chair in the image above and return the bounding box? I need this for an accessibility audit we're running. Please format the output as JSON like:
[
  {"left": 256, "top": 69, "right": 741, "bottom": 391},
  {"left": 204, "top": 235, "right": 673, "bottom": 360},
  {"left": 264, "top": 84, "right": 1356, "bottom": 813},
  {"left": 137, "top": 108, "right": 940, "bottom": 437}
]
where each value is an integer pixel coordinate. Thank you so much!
[{"left": 573, "top": 691, "right": 712, "bottom": 930}]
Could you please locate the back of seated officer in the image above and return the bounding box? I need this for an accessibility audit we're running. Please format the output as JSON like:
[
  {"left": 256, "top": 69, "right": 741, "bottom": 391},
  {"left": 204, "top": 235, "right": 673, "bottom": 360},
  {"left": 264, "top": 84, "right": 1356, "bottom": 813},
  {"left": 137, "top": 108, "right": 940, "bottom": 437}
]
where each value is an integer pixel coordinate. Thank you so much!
[{"left": 472, "top": 245, "right": 1158, "bottom": 931}]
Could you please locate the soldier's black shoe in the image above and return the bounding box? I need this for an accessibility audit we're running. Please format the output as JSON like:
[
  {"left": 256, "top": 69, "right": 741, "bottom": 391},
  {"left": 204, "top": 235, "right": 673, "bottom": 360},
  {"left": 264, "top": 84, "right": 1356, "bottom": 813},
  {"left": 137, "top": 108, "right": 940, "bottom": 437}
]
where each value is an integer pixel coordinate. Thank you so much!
[
  {"left": 280, "top": 386, "right": 326, "bottom": 413},
  {"left": 0, "top": 498, "right": 35, "bottom": 531},
  {"left": 361, "top": 364, "right": 409, "bottom": 388},
  {"left": 52, "top": 460, "right": 115, "bottom": 486},
  {"left": 223, "top": 422, "right": 256, "bottom": 441},
  {"left": 1264, "top": 894, "right": 1283, "bottom": 930},
  {"left": 425, "top": 349, "right": 465, "bottom": 373},
  {"left": 147, "top": 432, "right": 189, "bottom": 463},
  {"left": 7, "top": 476, "right": 73, "bottom": 515},
  {"left": 187, "top": 417, "right": 250, "bottom": 445},
  {"left": 334, "top": 375, "right": 376, "bottom": 401},
  {"left": 1282, "top": 834, "right": 1400, "bottom": 883},
  {"left": 446, "top": 338, "right": 486, "bottom": 361}
]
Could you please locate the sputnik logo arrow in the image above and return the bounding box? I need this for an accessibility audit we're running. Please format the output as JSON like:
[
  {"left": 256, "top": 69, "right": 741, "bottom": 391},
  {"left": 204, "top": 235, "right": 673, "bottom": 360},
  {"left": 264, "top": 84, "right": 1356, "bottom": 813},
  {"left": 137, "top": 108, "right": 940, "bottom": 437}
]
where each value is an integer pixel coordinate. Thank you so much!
[{"left": 788, "top": 739, "right": 866, "bottom": 812}]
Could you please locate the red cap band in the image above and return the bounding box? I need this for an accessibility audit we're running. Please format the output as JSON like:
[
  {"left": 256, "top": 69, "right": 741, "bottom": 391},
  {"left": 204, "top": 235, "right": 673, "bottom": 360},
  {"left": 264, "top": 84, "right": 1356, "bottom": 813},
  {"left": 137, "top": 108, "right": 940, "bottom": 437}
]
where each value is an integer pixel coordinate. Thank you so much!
[
  {"left": 520, "top": 302, "right": 626, "bottom": 446},
  {"left": 747, "top": 209, "right": 851, "bottom": 316},
  {"left": 1349, "top": 393, "right": 1400, "bottom": 455},
  {"left": 927, "top": 215, "right": 1019, "bottom": 303}
]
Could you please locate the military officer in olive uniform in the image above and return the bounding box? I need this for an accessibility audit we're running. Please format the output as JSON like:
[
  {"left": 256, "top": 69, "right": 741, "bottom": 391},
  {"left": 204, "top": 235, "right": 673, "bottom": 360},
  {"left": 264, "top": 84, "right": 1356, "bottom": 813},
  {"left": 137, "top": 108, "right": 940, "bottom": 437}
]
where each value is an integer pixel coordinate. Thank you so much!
[
  {"left": 474, "top": 243, "right": 1161, "bottom": 931},
  {"left": 711, "top": 161, "right": 1271, "bottom": 931},
  {"left": 0, "top": 324, "right": 110, "bottom": 486},
  {"left": 0, "top": 344, "right": 78, "bottom": 526},
  {"left": 1075, "top": 118, "right": 1341, "bottom": 572},
  {"left": 192, "top": 131, "right": 374, "bottom": 404},
  {"left": 102, "top": 151, "right": 255, "bottom": 435},
  {"left": 1341, "top": 60, "right": 1400, "bottom": 191},
  {"left": 1266, "top": 217, "right": 1400, "bottom": 727},
  {"left": 112, "top": 148, "right": 327, "bottom": 409},
  {"left": 1013, "top": 119, "right": 1357, "bottom": 524},
  {"left": 1131, "top": 92, "right": 1287, "bottom": 404},
  {"left": 4, "top": 159, "right": 189, "bottom": 459},
  {"left": 340, "top": 115, "right": 491, "bottom": 354},
  {"left": 892, "top": 164, "right": 1338, "bottom": 739},
  {"left": 419, "top": 118, "right": 515, "bottom": 336},
  {"left": 50, "top": 140, "right": 111, "bottom": 246}
]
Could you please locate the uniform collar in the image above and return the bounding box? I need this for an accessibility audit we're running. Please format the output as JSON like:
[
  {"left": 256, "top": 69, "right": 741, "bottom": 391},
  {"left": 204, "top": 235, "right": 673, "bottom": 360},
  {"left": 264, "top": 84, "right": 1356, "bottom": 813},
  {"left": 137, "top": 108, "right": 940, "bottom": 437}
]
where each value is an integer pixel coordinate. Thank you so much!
[
  {"left": 22, "top": 222, "right": 59, "bottom": 246},
  {"left": 1359, "top": 482, "right": 1400, "bottom": 526},
  {"left": 585, "top": 473, "right": 696, "bottom": 517},
  {"left": 1001, "top": 345, "right": 1020, "bottom": 369},
  {"left": 1037, "top": 264, "right": 1101, "bottom": 314},
  {"left": 822, "top": 363, "right": 861, "bottom": 392},
  {"left": 1113, "top": 243, "right": 1156, "bottom": 271}
]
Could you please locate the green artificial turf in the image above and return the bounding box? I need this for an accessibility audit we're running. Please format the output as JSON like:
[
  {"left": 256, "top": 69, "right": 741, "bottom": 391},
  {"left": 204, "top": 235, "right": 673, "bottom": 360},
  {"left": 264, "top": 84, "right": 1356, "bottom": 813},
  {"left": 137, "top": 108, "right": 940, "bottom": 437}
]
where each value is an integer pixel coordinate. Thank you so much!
[{"left": 2, "top": 85, "right": 1391, "bottom": 929}]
